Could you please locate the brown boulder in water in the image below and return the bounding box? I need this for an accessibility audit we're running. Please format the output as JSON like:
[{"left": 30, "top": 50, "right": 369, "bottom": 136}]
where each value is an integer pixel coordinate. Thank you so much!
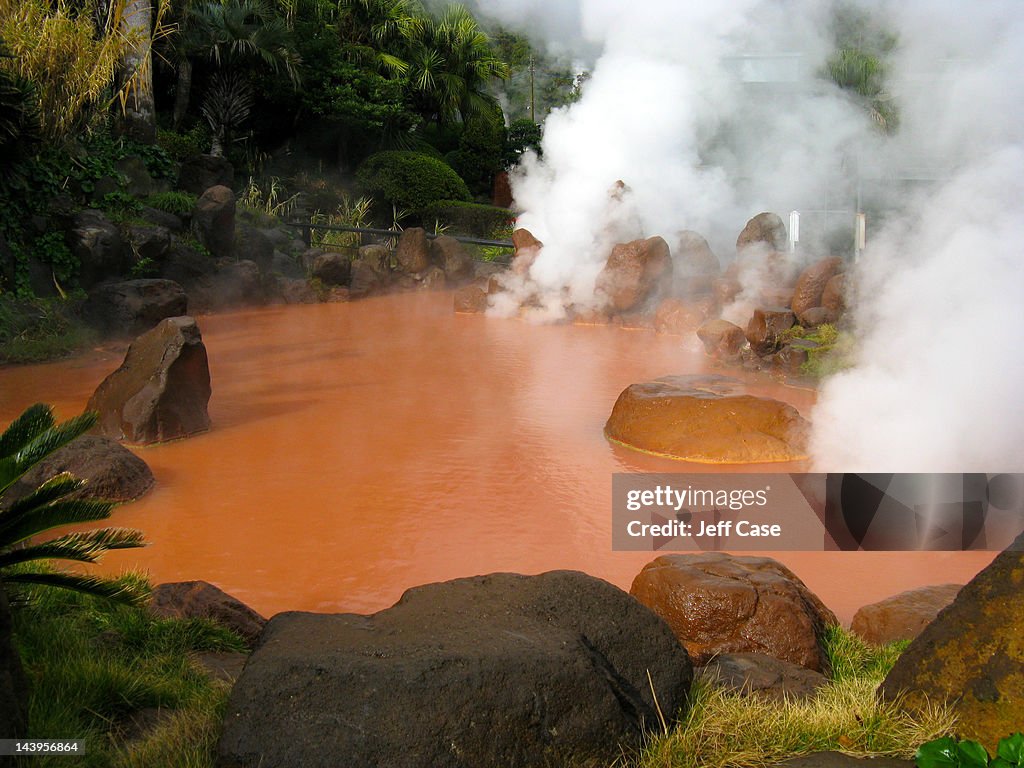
[
  {"left": 745, "top": 307, "right": 796, "bottom": 355},
  {"left": 821, "top": 273, "right": 847, "bottom": 314},
  {"left": 511, "top": 227, "right": 542, "bottom": 276},
  {"left": 604, "top": 374, "right": 809, "bottom": 463},
  {"left": 879, "top": 532, "right": 1024, "bottom": 750},
  {"left": 87, "top": 316, "right": 212, "bottom": 444},
  {"left": 395, "top": 227, "right": 432, "bottom": 274},
  {"left": 430, "top": 235, "right": 473, "bottom": 284},
  {"left": 655, "top": 298, "right": 713, "bottom": 336},
  {"left": 791, "top": 257, "right": 843, "bottom": 319},
  {"left": 453, "top": 283, "right": 488, "bottom": 313},
  {"left": 851, "top": 584, "right": 963, "bottom": 646},
  {"left": 595, "top": 236, "right": 672, "bottom": 312},
  {"left": 672, "top": 231, "right": 720, "bottom": 297},
  {"left": 631, "top": 553, "right": 838, "bottom": 670},
  {"left": 696, "top": 319, "right": 747, "bottom": 359},
  {"left": 737, "top": 212, "right": 788, "bottom": 253},
  {"left": 151, "top": 581, "right": 266, "bottom": 649}
]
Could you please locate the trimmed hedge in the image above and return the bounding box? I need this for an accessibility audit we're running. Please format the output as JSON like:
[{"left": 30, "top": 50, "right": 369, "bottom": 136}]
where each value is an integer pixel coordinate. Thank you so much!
[
  {"left": 421, "top": 200, "right": 515, "bottom": 238},
  {"left": 356, "top": 151, "right": 471, "bottom": 215}
]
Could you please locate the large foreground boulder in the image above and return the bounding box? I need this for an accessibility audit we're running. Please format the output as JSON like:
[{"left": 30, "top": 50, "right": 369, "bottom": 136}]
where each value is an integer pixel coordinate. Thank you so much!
[
  {"left": 87, "top": 316, "right": 212, "bottom": 444},
  {"left": 83, "top": 278, "right": 188, "bottom": 336},
  {"left": 631, "top": 553, "right": 838, "bottom": 671},
  {"left": 595, "top": 236, "right": 672, "bottom": 312},
  {"left": 604, "top": 374, "right": 809, "bottom": 463},
  {"left": 0, "top": 435, "right": 153, "bottom": 509},
  {"left": 879, "top": 532, "right": 1024, "bottom": 750},
  {"left": 851, "top": 584, "right": 962, "bottom": 646},
  {"left": 218, "top": 571, "right": 693, "bottom": 768},
  {"left": 151, "top": 581, "right": 266, "bottom": 649}
]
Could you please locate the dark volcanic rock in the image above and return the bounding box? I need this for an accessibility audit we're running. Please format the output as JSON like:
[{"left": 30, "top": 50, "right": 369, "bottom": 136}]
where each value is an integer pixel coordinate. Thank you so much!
[
  {"left": 177, "top": 154, "right": 234, "bottom": 195},
  {"left": 700, "top": 653, "right": 827, "bottom": 702},
  {"left": 851, "top": 584, "right": 962, "bottom": 646},
  {"left": 595, "top": 236, "right": 672, "bottom": 312},
  {"left": 218, "top": 571, "right": 692, "bottom": 768},
  {"left": 431, "top": 235, "right": 473, "bottom": 284},
  {"left": 67, "top": 210, "right": 126, "bottom": 288},
  {"left": 192, "top": 186, "right": 236, "bottom": 260},
  {"left": 879, "top": 532, "right": 1024, "bottom": 750},
  {"left": 151, "top": 581, "right": 266, "bottom": 648},
  {"left": 631, "top": 553, "right": 838, "bottom": 670},
  {"left": 84, "top": 279, "right": 188, "bottom": 336},
  {"left": 745, "top": 306, "right": 796, "bottom": 356},
  {"left": 737, "top": 212, "right": 787, "bottom": 253},
  {"left": 1, "top": 435, "right": 154, "bottom": 508},
  {"left": 395, "top": 227, "right": 432, "bottom": 274},
  {"left": 87, "top": 316, "right": 211, "bottom": 444},
  {"left": 234, "top": 224, "right": 274, "bottom": 274},
  {"left": 0, "top": 589, "right": 28, "bottom": 739},
  {"left": 124, "top": 224, "right": 172, "bottom": 263},
  {"left": 309, "top": 253, "right": 351, "bottom": 286},
  {"left": 605, "top": 374, "right": 809, "bottom": 463}
]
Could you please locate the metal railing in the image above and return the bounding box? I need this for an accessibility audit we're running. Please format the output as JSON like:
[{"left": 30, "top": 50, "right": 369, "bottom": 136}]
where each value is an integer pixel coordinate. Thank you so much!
[{"left": 283, "top": 220, "right": 515, "bottom": 253}]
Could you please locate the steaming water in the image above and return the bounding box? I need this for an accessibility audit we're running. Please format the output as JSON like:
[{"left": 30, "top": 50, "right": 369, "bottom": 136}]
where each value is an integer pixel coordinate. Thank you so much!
[{"left": 0, "top": 293, "right": 993, "bottom": 623}]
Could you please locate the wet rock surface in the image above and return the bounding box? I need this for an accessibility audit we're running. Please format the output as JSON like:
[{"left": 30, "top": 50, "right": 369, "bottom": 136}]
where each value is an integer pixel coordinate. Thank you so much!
[
  {"left": 431, "top": 235, "right": 473, "bottom": 284},
  {"left": 87, "top": 316, "right": 212, "bottom": 444},
  {"left": 879, "top": 531, "right": 1024, "bottom": 750},
  {"left": 1, "top": 435, "right": 154, "bottom": 508},
  {"left": 218, "top": 571, "right": 692, "bottom": 768},
  {"left": 595, "top": 236, "right": 672, "bottom": 312},
  {"left": 790, "top": 257, "right": 844, "bottom": 319},
  {"left": 453, "top": 282, "right": 489, "bottom": 313},
  {"left": 700, "top": 652, "right": 827, "bottom": 701},
  {"left": 84, "top": 278, "right": 188, "bottom": 336},
  {"left": 696, "top": 319, "right": 747, "bottom": 359},
  {"left": 151, "top": 581, "right": 266, "bottom": 648},
  {"left": 851, "top": 584, "right": 962, "bottom": 646},
  {"left": 631, "top": 553, "right": 838, "bottom": 670},
  {"left": 604, "top": 374, "right": 809, "bottom": 463},
  {"left": 745, "top": 307, "right": 796, "bottom": 356}
]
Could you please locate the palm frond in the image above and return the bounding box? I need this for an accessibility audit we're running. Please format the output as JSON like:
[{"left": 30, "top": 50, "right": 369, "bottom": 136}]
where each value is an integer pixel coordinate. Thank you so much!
[
  {"left": 0, "top": 527, "right": 147, "bottom": 568},
  {"left": 12, "top": 411, "right": 97, "bottom": 478},
  {"left": 3, "top": 569, "right": 150, "bottom": 605},
  {"left": 1, "top": 472, "right": 83, "bottom": 517},
  {"left": 0, "top": 403, "right": 54, "bottom": 460},
  {"left": 0, "top": 498, "right": 115, "bottom": 548}
]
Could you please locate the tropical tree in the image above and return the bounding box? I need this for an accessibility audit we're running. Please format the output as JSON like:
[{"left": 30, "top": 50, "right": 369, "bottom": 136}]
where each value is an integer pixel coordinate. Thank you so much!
[
  {"left": 117, "top": 0, "right": 158, "bottom": 143},
  {"left": 0, "top": 404, "right": 147, "bottom": 604},
  {"left": 403, "top": 5, "right": 508, "bottom": 126},
  {"left": 165, "top": 0, "right": 301, "bottom": 130}
]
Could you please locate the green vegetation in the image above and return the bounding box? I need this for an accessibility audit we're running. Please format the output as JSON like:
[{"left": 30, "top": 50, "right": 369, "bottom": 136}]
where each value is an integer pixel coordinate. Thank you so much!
[
  {"left": 781, "top": 323, "right": 856, "bottom": 379},
  {"left": 421, "top": 199, "right": 514, "bottom": 238},
  {"left": 917, "top": 734, "right": 1024, "bottom": 768},
  {"left": 628, "top": 627, "right": 951, "bottom": 768},
  {"left": 145, "top": 191, "right": 198, "bottom": 217},
  {"left": 9, "top": 568, "right": 244, "bottom": 768},
  {"left": 356, "top": 150, "right": 471, "bottom": 218},
  {"left": 0, "top": 403, "right": 147, "bottom": 603},
  {"left": 0, "top": 297, "right": 96, "bottom": 364}
]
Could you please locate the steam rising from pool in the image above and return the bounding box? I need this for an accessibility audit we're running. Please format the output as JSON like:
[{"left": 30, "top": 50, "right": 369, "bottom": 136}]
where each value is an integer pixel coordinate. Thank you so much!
[{"left": 484, "top": 0, "right": 1024, "bottom": 471}]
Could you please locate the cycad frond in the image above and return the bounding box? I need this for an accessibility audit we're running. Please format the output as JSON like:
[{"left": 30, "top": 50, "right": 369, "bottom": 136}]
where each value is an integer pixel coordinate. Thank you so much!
[
  {"left": 0, "top": 498, "right": 115, "bottom": 548},
  {"left": 0, "top": 403, "right": 54, "bottom": 460},
  {"left": 0, "top": 527, "right": 147, "bottom": 568},
  {"left": 3, "top": 570, "right": 150, "bottom": 605}
]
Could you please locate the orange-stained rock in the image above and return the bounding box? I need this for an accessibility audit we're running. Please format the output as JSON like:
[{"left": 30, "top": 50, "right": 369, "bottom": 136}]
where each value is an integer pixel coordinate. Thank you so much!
[
  {"left": 696, "top": 319, "right": 746, "bottom": 359},
  {"left": 655, "top": 298, "right": 712, "bottom": 335},
  {"left": 674, "top": 230, "right": 720, "bottom": 276},
  {"left": 631, "top": 553, "right": 838, "bottom": 670},
  {"left": 712, "top": 276, "right": 742, "bottom": 305},
  {"left": 796, "top": 306, "right": 838, "bottom": 328},
  {"left": 879, "top": 531, "right": 1024, "bottom": 751},
  {"left": 595, "top": 236, "right": 672, "bottom": 312},
  {"left": 511, "top": 228, "right": 542, "bottom": 276},
  {"left": 791, "top": 257, "right": 843, "bottom": 319},
  {"left": 88, "top": 316, "right": 211, "bottom": 444},
  {"left": 737, "top": 212, "right": 787, "bottom": 253},
  {"left": 851, "top": 584, "right": 963, "bottom": 646},
  {"left": 821, "top": 273, "right": 847, "bottom": 314},
  {"left": 604, "top": 374, "right": 809, "bottom": 463},
  {"left": 453, "top": 283, "right": 489, "bottom": 313},
  {"left": 745, "top": 306, "right": 795, "bottom": 356}
]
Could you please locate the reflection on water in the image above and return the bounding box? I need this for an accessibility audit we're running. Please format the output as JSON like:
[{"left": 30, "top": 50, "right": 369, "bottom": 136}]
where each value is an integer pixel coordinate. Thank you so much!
[{"left": 0, "top": 292, "right": 994, "bottom": 622}]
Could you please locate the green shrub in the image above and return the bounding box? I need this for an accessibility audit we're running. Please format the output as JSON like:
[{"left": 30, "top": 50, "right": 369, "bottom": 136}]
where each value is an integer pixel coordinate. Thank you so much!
[
  {"left": 420, "top": 200, "right": 514, "bottom": 238},
  {"left": 355, "top": 151, "right": 470, "bottom": 219},
  {"left": 144, "top": 191, "right": 197, "bottom": 217},
  {"left": 916, "top": 733, "right": 1023, "bottom": 768},
  {"left": 157, "top": 125, "right": 211, "bottom": 162},
  {"left": 0, "top": 296, "right": 95, "bottom": 362}
]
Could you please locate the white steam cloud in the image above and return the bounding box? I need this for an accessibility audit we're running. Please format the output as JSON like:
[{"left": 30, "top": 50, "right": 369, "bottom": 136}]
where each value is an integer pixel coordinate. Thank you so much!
[{"left": 493, "top": 0, "right": 1024, "bottom": 471}]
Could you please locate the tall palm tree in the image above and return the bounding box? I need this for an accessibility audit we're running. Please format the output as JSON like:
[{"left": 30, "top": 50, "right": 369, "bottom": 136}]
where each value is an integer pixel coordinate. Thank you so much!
[
  {"left": 0, "top": 404, "right": 146, "bottom": 604},
  {"left": 167, "top": 0, "right": 301, "bottom": 130},
  {"left": 403, "top": 5, "right": 508, "bottom": 126}
]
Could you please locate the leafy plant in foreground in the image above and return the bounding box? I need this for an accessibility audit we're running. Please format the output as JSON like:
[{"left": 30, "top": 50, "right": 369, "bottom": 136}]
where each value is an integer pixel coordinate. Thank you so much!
[
  {"left": 0, "top": 404, "right": 147, "bottom": 604},
  {"left": 917, "top": 733, "right": 1024, "bottom": 768}
]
